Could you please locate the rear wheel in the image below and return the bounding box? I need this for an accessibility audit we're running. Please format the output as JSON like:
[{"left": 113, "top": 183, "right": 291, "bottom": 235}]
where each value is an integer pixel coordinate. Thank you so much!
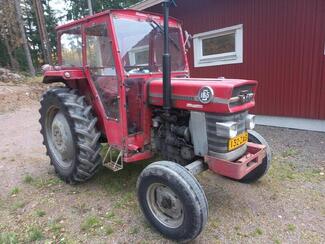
[
  {"left": 39, "top": 87, "right": 102, "bottom": 183},
  {"left": 239, "top": 130, "right": 272, "bottom": 183},
  {"left": 137, "top": 161, "right": 208, "bottom": 242}
]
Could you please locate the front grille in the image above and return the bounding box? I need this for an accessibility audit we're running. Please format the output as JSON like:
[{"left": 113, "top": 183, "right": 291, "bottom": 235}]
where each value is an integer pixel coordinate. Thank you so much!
[
  {"left": 230, "top": 85, "right": 254, "bottom": 107},
  {"left": 206, "top": 111, "right": 248, "bottom": 154}
]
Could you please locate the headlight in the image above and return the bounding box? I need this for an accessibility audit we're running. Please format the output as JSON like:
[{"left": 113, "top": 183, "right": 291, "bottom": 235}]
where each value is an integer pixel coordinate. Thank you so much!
[
  {"left": 216, "top": 121, "right": 238, "bottom": 138},
  {"left": 246, "top": 114, "right": 256, "bottom": 130},
  {"left": 229, "top": 124, "right": 238, "bottom": 138}
]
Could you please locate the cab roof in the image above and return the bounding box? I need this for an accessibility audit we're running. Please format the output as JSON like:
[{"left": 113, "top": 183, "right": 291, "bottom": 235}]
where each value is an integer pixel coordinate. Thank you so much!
[{"left": 56, "top": 9, "right": 181, "bottom": 31}]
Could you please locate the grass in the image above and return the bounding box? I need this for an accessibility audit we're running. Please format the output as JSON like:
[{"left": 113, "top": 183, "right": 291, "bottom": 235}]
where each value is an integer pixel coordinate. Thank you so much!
[
  {"left": 35, "top": 209, "right": 46, "bottom": 217},
  {"left": 236, "top": 232, "right": 249, "bottom": 238},
  {"left": 0, "top": 199, "right": 4, "bottom": 208},
  {"left": 48, "top": 219, "right": 64, "bottom": 237},
  {"left": 236, "top": 227, "right": 263, "bottom": 238},
  {"left": 234, "top": 226, "right": 240, "bottom": 231},
  {"left": 268, "top": 159, "right": 323, "bottom": 182},
  {"left": 268, "top": 161, "right": 297, "bottom": 180},
  {"left": 25, "top": 76, "right": 43, "bottom": 84},
  {"left": 94, "top": 164, "right": 144, "bottom": 195},
  {"left": 10, "top": 187, "right": 20, "bottom": 196},
  {"left": 11, "top": 201, "right": 26, "bottom": 211},
  {"left": 113, "top": 192, "right": 136, "bottom": 209},
  {"left": 32, "top": 177, "right": 62, "bottom": 188},
  {"left": 210, "top": 217, "right": 220, "bottom": 229},
  {"left": 27, "top": 226, "right": 43, "bottom": 242},
  {"left": 23, "top": 175, "right": 34, "bottom": 184},
  {"left": 287, "top": 224, "right": 296, "bottom": 232},
  {"left": 105, "top": 226, "right": 114, "bottom": 235},
  {"left": 252, "top": 228, "right": 263, "bottom": 236},
  {"left": 281, "top": 148, "right": 299, "bottom": 158},
  {"left": 301, "top": 229, "right": 323, "bottom": 243},
  {"left": 130, "top": 227, "right": 140, "bottom": 235},
  {"left": 111, "top": 217, "right": 123, "bottom": 226},
  {"left": 72, "top": 202, "right": 89, "bottom": 215},
  {"left": 81, "top": 216, "right": 102, "bottom": 232},
  {"left": 0, "top": 232, "right": 18, "bottom": 244},
  {"left": 105, "top": 211, "right": 115, "bottom": 220}
]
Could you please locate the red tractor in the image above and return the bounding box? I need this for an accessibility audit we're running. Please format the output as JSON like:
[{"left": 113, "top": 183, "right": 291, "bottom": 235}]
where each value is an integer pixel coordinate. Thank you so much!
[{"left": 39, "top": 1, "right": 271, "bottom": 242}]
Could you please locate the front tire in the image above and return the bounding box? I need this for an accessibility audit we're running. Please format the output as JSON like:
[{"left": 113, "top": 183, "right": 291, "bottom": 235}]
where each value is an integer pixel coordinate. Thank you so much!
[
  {"left": 239, "top": 130, "right": 272, "bottom": 183},
  {"left": 39, "top": 87, "right": 102, "bottom": 183},
  {"left": 137, "top": 161, "right": 208, "bottom": 242}
]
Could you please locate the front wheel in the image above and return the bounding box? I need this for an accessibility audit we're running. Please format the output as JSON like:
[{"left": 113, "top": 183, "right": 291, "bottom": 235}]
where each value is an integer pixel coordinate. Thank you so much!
[
  {"left": 137, "top": 161, "right": 208, "bottom": 242},
  {"left": 239, "top": 130, "right": 272, "bottom": 183}
]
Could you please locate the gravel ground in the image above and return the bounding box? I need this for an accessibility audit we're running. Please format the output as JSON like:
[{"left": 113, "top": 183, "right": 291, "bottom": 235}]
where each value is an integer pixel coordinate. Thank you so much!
[
  {"left": 0, "top": 83, "right": 324, "bottom": 244},
  {"left": 257, "top": 126, "right": 325, "bottom": 170}
]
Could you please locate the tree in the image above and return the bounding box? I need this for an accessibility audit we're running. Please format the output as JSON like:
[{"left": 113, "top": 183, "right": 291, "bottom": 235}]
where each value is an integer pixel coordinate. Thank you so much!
[
  {"left": 67, "top": 0, "right": 141, "bottom": 21},
  {"left": 33, "top": 0, "right": 52, "bottom": 64},
  {"left": 3, "top": 38, "right": 20, "bottom": 69},
  {"left": 43, "top": 0, "right": 59, "bottom": 62},
  {"left": 0, "top": 0, "right": 21, "bottom": 70},
  {"left": 21, "top": 0, "right": 58, "bottom": 67},
  {"left": 0, "top": 0, "right": 58, "bottom": 73},
  {"left": 14, "top": 0, "right": 36, "bottom": 76}
]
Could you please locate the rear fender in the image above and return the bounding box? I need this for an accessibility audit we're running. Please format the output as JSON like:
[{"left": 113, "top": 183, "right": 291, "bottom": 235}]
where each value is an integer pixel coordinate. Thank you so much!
[
  {"left": 42, "top": 69, "right": 106, "bottom": 136},
  {"left": 42, "top": 69, "right": 86, "bottom": 84}
]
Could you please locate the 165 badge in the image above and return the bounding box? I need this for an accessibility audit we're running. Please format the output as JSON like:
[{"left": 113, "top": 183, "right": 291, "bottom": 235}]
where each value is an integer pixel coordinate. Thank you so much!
[{"left": 198, "top": 86, "right": 214, "bottom": 104}]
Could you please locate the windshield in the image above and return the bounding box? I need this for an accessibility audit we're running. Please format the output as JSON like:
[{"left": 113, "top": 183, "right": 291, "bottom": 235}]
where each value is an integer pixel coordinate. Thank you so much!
[{"left": 113, "top": 17, "right": 186, "bottom": 74}]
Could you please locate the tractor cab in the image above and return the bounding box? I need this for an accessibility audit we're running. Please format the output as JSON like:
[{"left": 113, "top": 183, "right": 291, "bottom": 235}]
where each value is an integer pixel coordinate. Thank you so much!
[{"left": 50, "top": 10, "right": 189, "bottom": 164}]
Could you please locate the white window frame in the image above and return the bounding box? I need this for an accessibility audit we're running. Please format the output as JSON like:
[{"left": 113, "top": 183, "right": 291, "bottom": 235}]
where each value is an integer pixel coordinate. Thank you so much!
[
  {"left": 193, "top": 24, "right": 243, "bottom": 67},
  {"left": 128, "top": 45, "right": 149, "bottom": 66}
]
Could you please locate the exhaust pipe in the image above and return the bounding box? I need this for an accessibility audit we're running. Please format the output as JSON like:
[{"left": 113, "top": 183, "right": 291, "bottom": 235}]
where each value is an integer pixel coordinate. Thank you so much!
[{"left": 162, "top": 0, "right": 176, "bottom": 110}]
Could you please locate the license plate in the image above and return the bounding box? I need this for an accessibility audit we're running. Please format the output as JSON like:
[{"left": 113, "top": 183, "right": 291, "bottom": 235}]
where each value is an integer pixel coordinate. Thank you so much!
[{"left": 228, "top": 132, "right": 248, "bottom": 151}]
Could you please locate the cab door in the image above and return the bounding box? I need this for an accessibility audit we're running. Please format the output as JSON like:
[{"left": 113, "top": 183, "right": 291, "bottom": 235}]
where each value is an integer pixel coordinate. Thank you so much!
[{"left": 83, "top": 18, "right": 126, "bottom": 148}]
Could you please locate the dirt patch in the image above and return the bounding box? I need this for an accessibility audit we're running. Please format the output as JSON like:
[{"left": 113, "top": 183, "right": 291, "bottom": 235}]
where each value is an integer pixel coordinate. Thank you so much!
[
  {"left": 0, "top": 80, "right": 49, "bottom": 114},
  {"left": 0, "top": 83, "right": 324, "bottom": 243}
]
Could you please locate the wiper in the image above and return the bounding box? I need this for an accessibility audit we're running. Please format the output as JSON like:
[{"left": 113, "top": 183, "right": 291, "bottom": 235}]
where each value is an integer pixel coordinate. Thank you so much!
[{"left": 149, "top": 19, "right": 180, "bottom": 51}]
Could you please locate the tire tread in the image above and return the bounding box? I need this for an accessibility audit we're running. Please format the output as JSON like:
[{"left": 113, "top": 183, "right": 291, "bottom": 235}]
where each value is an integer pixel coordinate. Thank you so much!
[
  {"left": 39, "top": 87, "right": 102, "bottom": 183},
  {"left": 137, "top": 161, "right": 208, "bottom": 242}
]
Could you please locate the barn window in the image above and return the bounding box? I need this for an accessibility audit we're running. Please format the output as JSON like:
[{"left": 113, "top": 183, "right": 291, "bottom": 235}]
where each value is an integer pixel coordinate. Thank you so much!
[{"left": 193, "top": 24, "right": 243, "bottom": 67}]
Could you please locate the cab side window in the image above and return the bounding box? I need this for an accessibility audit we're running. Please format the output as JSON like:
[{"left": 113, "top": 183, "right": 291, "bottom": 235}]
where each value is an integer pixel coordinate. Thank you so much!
[
  {"left": 59, "top": 26, "right": 82, "bottom": 67},
  {"left": 85, "top": 23, "right": 116, "bottom": 76}
]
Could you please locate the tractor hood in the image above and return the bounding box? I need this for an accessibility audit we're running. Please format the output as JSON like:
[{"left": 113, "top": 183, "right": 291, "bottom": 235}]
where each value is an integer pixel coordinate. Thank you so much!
[{"left": 147, "top": 78, "right": 258, "bottom": 114}]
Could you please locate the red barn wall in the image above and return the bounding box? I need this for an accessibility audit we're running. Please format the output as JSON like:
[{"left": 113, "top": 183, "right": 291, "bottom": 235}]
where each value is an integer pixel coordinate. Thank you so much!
[{"left": 147, "top": 0, "right": 325, "bottom": 120}]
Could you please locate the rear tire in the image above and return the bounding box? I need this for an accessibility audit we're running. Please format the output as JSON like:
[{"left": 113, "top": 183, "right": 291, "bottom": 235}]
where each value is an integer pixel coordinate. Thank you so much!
[
  {"left": 39, "top": 87, "right": 102, "bottom": 183},
  {"left": 137, "top": 161, "right": 208, "bottom": 242},
  {"left": 238, "top": 130, "right": 271, "bottom": 183}
]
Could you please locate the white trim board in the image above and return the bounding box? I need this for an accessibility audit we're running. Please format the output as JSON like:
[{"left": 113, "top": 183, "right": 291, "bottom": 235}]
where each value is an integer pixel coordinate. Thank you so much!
[
  {"left": 256, "top": 116, "right": 325, "bottom": 132},
  {"left": 130, "top": 0, "right": 163, "bottom": 10}
]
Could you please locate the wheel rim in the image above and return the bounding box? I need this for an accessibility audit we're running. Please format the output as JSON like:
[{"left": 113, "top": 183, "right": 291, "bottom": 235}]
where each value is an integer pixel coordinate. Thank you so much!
[
  {"left": 45, "top": 106, "right": 75, "bottom": 169},
  {"left": 146, "top": 183, "right": 184, "bottom": 229}
]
